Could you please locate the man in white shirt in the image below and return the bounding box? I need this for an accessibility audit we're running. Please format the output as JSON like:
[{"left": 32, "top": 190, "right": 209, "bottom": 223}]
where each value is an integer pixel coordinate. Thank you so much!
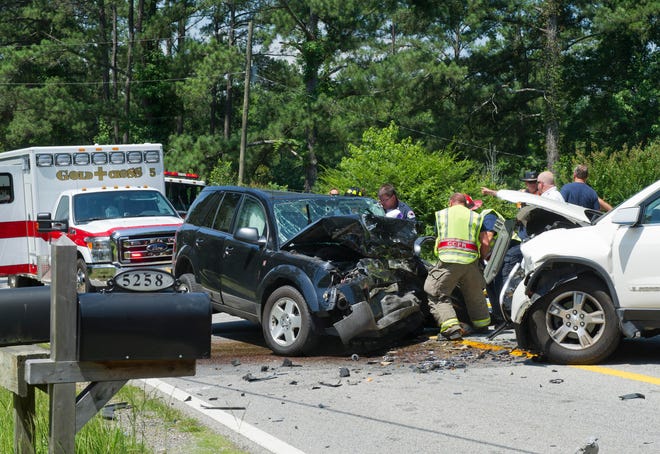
[{"left": 537, "top": 171, "right": 564, "bottom": 202}]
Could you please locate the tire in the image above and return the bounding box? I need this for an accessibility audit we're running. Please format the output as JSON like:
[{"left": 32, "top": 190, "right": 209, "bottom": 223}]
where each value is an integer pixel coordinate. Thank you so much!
[
  {"left": 8, "top": 275, "right": 42, "bottom": 287},
  {"left": 76, "top": 258, "right": 93, "bottom": 293},
  {"left": 177, "top": 273, "right": 203, "bottom": 293},
  {"left": 262, "top": 286, "right": 318, "bottom": 356},
  {"left": 527, "top": 277, "right": 620, "bottom": 365}
]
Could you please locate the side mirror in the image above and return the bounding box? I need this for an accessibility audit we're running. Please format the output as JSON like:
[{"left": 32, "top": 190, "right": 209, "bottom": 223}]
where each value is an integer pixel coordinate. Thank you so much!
[
  {"left": 235, "top": 226, "right": 266, "bottom": 245},
  {"left": 611, "top": 207, "right": 640, "bottom": 226},
  {"left": 37, "top": 212, "right": 54, "bottom": 232},
  {"left": 37, "top": 212, "right": 69, "bottom": 232}
]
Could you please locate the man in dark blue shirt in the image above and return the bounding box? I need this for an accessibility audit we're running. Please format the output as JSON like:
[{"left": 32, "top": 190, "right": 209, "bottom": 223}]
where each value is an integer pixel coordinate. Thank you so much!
[{"left": 560, "top": 164, "right": 600, "bottom": 209}]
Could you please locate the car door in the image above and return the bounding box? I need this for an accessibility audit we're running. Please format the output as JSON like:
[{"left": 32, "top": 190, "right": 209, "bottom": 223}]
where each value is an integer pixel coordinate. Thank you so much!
[
  {"left": 192, "top": 191, "right": 240, "bottom": 304},
  {"left": 219, "top": 195, "right": 268, "bottom": 317},
  {"left": 611, "top": 192, "right": 660, "bottom": 309}
]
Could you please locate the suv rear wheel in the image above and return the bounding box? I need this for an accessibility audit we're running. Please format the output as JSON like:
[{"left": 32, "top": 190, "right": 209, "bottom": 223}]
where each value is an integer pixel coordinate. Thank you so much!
[
  {"left": 262, "top": 286, "right": 318, "bottom": 356},
  {"left": 528, "top": 277, "right": 620, "bottom": 364}
]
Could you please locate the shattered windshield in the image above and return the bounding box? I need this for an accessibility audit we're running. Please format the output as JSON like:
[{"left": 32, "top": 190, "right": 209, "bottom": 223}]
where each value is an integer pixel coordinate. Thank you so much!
[
  {"left": 74, "top": 190, "right": 178, "bottom": 223},
  {"left": 274, "top": 197, "right": 385, "bottom": 244}
]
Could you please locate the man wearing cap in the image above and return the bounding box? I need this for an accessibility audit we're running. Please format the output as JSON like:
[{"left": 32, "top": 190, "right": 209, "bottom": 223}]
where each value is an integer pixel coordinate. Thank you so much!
[
  {"left": 481, "top": 170, "right": 539, "bottom": 198},
  {"left": 520, "top": 170, "right": 539, "bottom": 195},
  {"left": 424, "top": 193, "right": 491, "bottom": 340}
]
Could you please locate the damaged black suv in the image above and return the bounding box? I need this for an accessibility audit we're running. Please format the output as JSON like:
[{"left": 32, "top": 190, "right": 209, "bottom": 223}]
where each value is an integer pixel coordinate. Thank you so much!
[{"left": 173, "top": 186, "right": 427, "bottom": 355}]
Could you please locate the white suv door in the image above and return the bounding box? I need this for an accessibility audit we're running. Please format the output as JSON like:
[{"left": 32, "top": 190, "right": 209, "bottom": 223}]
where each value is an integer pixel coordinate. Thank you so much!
[{"left": 611, "top": 193, "right": 660, "bottom": 308}]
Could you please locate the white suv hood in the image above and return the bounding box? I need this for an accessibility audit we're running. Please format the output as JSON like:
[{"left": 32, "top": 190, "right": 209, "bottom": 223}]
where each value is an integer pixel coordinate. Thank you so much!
[{"left": 495, "top": 190, "right": 594, "bottom": 225}]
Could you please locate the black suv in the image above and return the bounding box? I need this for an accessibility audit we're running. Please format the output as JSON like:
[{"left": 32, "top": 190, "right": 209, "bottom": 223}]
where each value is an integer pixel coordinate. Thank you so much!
[{"left": 173, "top": 186, "right": 427, "bottom": 355}]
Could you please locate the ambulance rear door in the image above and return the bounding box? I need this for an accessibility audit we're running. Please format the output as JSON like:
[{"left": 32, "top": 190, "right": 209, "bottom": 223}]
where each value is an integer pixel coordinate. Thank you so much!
[{"left": 0, "top": 166, "right": 32, "bottom": 277}]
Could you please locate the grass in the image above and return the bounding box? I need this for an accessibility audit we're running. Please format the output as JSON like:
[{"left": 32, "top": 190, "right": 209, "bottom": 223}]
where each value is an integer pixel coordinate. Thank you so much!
[{"left": 1, "top": 383, "right": 247, "bottom": 454}]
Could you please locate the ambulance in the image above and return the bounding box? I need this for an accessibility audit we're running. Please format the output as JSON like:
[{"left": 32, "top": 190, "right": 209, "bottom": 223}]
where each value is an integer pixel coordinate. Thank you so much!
[
  {"left": 0, "top": 143, "right": 183, "bottom": 291},
  {"left": 163, "top": 170, "right": 206, "bottom": 216}
]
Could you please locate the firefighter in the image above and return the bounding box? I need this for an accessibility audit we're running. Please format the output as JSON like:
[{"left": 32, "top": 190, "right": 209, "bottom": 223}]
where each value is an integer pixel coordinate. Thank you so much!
[
  {"left": 377, "top": 183, "right": 416, "bottom": 220},
  {"left": 424, "top": 193, "right": 490, "bottom": 340}
]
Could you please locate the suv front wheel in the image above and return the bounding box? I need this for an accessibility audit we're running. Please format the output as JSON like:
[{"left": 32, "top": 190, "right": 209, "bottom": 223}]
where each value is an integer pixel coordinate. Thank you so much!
[
  {"left": 262, "top": 286, "right": 318, "bottom": 356},
  {"left": 528, "top": 277, "right": 620, "bottom": 365}
]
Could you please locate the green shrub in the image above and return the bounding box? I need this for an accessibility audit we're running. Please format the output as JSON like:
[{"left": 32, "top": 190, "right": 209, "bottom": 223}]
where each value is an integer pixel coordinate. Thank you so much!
[{"left": 318, "top": 122, "right": 484, "bottom": 233}]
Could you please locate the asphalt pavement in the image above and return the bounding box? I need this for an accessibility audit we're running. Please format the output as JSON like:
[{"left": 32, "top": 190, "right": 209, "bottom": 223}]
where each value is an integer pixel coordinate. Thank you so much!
[
  {"left": 1, "top": 279, "right": 657, "bottom": 453},
  {"left": 142, "top": 313, "right": 660, "bottom": 454}
]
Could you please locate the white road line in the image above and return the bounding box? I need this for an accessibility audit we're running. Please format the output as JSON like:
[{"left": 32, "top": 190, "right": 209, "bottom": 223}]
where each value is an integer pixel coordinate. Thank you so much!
[{"left": 141, "top": 378, "right": 307, "bottom": 454}]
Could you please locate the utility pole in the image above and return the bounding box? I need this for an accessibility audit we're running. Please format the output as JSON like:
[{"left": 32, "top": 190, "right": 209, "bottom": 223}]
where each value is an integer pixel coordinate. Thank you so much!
[{"left": 238, "top": 20, "right": 253, "bottom": 186}]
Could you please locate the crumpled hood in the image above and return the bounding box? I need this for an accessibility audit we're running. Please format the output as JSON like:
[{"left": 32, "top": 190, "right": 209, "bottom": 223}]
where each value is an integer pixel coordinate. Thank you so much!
[{"left": 281, "top": 213, "right": 418, "bottom": 259}]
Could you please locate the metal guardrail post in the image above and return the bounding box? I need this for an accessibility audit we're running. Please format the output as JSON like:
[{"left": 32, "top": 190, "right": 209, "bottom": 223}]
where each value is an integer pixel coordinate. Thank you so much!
[{"left": 48, "top": 236, "right": 77, "bottom": 454}]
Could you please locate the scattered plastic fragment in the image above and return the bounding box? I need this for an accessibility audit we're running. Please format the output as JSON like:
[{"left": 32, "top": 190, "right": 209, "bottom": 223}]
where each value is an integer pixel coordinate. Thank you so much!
[
  {"left": 575, "top": 436, "right": 599, "bottom": 454},
  {"left": 242, "top": 373, "right": 277, "bottom": 382},
  {"left": 339, "top": 367, "right": 350, "bottom": 377},
  {"left": 549, "top": 378, "right": 564, "bottom": 384},
  {"left": 201, "top": 405, "right": 246, "bottom": 410},
  {"left": 281, "top": 358, "right": 301, "bottom": 367},
  {"left": 619, "top": 392, "right": 645, "bottom": 400},
  {"left": 319, "top": 381, "right": 342, "bottom": 388},
  {"left": 231, "top": 359, "right": 241, "bottom": 366}
]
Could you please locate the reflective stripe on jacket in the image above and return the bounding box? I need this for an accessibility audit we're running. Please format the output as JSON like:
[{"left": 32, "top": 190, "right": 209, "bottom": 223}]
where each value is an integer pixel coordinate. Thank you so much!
[{"left": 435, "top": 205, "right": 480, "bottom": 264}]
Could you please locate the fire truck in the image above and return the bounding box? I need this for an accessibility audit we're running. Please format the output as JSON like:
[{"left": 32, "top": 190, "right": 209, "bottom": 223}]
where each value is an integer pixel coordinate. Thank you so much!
[
  {"left": 164, "top": 170, "right": 206, "bottom": 216},
  {"left": 0, "top": 143, "right": 183, "bottom": 291}
]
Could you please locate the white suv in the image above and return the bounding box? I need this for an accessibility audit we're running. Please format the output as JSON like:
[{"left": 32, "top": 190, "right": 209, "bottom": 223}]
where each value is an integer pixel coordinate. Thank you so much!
[{"left": 499, "top": 180, "right": 660, "bottom": 364}]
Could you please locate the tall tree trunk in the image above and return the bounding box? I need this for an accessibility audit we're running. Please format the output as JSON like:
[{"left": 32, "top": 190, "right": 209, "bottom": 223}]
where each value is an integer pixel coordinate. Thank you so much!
[
  {"left": 97, "top": 1, "right": 110, "bottom": 105},
  {"left": 123, "top": 0, "right": 134, "bottom": 143},
  {"left": 542, "top": 0, "right": 561, "bottom": 171},
  {"left": 303, "top": 12, "right": 319, "bottom": 192},
  {"left": 224, "top": 3, "right": 236, "bottom": 140},
  {"left": 111, "top": 3, "right": 119, "bottom": 143}
]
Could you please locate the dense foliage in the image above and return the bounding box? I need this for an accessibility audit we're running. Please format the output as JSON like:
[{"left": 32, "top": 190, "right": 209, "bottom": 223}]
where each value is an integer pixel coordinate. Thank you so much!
[{"left": 0, "top": 1, "right": 658, "bottom": 199}]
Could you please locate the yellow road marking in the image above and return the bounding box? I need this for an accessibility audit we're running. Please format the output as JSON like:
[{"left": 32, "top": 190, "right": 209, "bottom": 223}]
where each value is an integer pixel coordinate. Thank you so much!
[{"left": 571, "top": 365, "right": 660, "bottom": 386}]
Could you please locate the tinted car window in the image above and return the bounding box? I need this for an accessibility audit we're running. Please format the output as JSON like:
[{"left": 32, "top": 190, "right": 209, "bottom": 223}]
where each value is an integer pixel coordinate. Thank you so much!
[
  {"left": 235, "top": 196, "right": 267, "bottom": 237},
  {"left": 187, "top": 191, "right": 222, "bottom": 228},
  {"left": 213, "top": 192, "right": 241, "bottom": 232},
  {"left": 55, "top": 196, "right": 69, "bottom": 221}
]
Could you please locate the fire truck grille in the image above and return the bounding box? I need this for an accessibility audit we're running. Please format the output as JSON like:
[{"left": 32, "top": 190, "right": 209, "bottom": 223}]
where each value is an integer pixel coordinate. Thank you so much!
[{"left": 116, "top": 234, "right": 176, "bottom": 265}]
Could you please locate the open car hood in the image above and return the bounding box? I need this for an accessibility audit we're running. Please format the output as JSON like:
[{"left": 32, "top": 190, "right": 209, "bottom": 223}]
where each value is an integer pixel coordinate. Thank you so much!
[
  {"left": 281, "top": 213, "right": 418, "bottom": 259},
  {"left": 495, "top": 190, "right": 596, "bottom": 226}
]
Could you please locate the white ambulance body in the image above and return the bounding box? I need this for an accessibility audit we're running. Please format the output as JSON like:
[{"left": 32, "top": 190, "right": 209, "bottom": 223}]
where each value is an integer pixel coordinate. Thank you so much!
[{"left": 0, "top": 143, "right": 183, "bottom": 290}]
